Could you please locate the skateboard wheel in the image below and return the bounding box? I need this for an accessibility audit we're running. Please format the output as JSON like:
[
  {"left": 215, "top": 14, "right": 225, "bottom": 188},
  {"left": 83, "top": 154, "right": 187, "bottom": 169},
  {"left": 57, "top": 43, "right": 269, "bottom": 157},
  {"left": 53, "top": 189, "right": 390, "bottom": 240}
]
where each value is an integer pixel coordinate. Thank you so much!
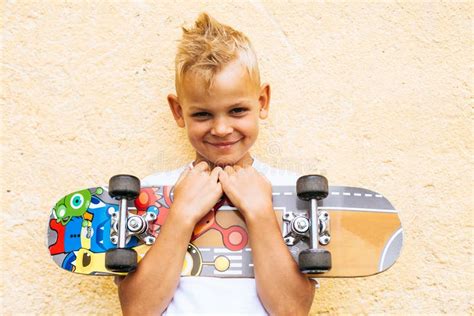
[
  {"left": 298, "top": 248, "right": 332, "bottom": 274},
  {"left": 109, "top": 175, "right": 141, "bottom": 200},
  {"left": 105, "top": 248, "right": 137, "bottom": 273},
  {"left": 296, "top": 175, "right": 329, "bottom": 201}
]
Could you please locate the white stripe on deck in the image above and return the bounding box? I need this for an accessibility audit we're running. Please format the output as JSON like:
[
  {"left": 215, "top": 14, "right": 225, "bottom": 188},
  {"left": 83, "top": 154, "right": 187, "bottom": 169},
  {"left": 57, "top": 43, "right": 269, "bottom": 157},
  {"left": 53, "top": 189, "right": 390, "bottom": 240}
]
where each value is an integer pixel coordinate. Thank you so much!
[
  {"left": 214, "top": 249, "right": 242, "bottom": 253},
  {"left": 321, "top": 207, "right": 397, "bottom": 213},
  {"left": 214, "top": 255, "right": 242, "bottom": 260},
  {"left": 214, "top": 270, "right": 243, "bottom": 276}
]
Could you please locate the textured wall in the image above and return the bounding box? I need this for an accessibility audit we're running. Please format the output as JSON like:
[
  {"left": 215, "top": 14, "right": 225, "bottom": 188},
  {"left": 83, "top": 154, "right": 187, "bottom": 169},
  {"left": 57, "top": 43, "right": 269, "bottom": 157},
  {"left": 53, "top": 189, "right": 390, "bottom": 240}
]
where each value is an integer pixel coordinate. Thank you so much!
[{"left": 1, "top": 1, "right": 472, "bottom": 314}]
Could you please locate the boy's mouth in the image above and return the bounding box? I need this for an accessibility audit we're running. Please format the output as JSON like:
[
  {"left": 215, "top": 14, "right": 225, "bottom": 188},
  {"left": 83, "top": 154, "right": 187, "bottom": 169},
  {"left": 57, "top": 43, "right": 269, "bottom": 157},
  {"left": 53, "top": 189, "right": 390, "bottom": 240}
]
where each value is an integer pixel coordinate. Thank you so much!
[{"left": 206, "top": 139, "right": 241, "bottom": 149}]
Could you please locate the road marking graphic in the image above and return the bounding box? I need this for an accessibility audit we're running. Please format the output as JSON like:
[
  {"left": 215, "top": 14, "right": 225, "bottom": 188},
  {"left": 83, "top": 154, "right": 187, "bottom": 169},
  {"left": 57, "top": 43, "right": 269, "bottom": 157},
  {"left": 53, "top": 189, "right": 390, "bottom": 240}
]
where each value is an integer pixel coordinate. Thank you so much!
[
  {"left": 321, "top": 207, "right": 398, "bottom": 214},
  {"left": 214, "top": 270, "right": 243, "bottom": 276},
  {"left": 379, "top": 227, "right": 403, "bottom": 272},
  {"left": 214, "top": 255, "right": 242, "bottom": 260},
  {"left": 214, "top": 249, "right": 242, "bottom": 254}
]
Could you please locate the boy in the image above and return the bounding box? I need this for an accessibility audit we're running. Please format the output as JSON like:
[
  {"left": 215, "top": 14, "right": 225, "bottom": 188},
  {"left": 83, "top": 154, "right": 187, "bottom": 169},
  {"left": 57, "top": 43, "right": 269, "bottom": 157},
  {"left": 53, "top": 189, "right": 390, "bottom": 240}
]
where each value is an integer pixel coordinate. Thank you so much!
[{"left": 116, "top": 13, "right": 316, "bottom": 315}]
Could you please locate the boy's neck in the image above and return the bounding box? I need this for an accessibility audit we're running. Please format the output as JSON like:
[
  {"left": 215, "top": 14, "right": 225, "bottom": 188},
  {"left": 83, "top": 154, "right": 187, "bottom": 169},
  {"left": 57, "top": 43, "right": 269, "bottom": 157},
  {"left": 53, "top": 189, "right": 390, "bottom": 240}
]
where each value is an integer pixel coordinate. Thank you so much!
[{"left": 193, "top": 154, "right": 254, "bottom": 169}]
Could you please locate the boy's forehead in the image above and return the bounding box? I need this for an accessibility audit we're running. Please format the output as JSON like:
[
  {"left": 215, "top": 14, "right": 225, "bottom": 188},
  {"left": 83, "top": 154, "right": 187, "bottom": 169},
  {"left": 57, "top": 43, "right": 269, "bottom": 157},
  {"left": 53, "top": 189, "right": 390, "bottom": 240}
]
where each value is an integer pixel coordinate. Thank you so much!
[{"left": 180, "top": 60, "right": 258, "bottom": 106}]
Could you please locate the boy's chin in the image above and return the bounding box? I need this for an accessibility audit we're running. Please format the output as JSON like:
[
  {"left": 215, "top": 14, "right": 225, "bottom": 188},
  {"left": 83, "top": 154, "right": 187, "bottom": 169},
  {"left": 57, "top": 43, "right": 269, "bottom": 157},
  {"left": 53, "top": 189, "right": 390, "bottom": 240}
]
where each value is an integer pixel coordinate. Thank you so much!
[
  {"left": 196, "top": 153, "right": 253, "bottom": 168},
  {"left": 195, "top": 154, "right": 237, "bottom": 168},
  {"left": 209, "top": 158, "right": 236, "bottom": 168}
]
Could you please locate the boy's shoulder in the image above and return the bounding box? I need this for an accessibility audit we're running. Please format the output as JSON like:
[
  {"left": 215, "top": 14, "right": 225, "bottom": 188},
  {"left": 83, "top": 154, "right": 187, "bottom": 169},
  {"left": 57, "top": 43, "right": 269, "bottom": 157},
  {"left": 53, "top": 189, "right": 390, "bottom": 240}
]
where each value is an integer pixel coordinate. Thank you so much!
[
  {"left": 142, "top": 158, "right": 299, "bottom": 186},
  {"left": 252, "top": 158, "right": 300, "bottom": 185},
  {"left": 141, "top": 163, "right": 191, "bottom": 186}
]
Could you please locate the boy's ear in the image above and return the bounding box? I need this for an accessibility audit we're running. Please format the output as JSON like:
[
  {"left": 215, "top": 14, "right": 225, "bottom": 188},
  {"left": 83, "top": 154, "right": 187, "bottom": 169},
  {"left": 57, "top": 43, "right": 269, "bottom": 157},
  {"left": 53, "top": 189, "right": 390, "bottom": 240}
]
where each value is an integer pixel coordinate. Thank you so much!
[
  {"left": 258, "top": 83, "right": 270, "bottom": 119},
  {"left": 167, "top": 94, "right": 186, "bottom": 128}
]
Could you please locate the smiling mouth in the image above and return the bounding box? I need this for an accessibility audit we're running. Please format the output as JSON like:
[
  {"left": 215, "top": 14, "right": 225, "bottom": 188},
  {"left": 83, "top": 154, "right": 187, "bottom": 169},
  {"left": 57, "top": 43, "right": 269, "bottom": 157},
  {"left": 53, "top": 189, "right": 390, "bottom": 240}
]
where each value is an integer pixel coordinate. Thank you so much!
[{"left": 207, "top": 139, "right": 241, "bottom": 148}]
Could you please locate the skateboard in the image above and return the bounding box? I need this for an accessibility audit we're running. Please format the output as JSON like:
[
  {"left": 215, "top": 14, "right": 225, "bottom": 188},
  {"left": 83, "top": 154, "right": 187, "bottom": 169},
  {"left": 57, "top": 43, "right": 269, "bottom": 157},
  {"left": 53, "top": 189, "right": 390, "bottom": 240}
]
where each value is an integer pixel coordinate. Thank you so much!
[{"left": 47, "top": 175, "right": 403, "bottom": 278}]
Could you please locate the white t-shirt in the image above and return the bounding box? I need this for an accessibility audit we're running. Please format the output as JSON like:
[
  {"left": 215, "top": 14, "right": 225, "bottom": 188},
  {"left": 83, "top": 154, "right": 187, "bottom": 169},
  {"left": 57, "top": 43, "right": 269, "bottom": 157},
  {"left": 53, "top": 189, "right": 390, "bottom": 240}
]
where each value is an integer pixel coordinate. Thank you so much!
[{"left": 141, "top": 158, "right": 299, "bottom": 315}]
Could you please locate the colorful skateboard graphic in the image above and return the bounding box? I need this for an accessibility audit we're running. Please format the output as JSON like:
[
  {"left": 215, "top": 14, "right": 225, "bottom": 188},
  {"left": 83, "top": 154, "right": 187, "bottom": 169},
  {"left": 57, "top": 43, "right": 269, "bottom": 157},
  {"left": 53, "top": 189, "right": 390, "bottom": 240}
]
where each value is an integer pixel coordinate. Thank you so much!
[{"left": 47, "top": 176, "right": 403, "bottom": 278}]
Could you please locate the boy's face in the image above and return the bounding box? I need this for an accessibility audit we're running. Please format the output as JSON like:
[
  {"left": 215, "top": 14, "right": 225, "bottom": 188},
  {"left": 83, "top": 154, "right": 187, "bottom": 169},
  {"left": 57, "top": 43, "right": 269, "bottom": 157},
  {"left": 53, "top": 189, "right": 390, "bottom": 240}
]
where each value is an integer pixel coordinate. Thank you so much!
[{"left": 168, "top": 59, "right": 270, "bottom": 167}]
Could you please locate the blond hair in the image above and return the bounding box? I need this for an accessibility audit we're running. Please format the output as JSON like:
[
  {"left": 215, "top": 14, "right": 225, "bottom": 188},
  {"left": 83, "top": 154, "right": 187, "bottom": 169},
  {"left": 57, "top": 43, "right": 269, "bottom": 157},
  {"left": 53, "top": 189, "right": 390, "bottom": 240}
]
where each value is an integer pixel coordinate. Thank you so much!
[{"left": 174, "top": 13, "right": 260, "bottom": 97}]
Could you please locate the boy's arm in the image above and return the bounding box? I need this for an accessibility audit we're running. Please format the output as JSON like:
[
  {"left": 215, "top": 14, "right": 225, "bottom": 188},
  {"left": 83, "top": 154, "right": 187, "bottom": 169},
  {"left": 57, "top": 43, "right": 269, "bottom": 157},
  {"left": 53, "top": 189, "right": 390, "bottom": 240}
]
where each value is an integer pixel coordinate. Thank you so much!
[
  {"left": 117, "top": 210, "right": 194, "bottom": 315},
  {"left": 219, "top": 166, "right": 315, "bottom": 315},
  {"left": 245, "top": 209, "right": 316, "bottom": 316},
  {"left": 117, "top": 162, "right": 223, "bottom": 315},
  {"left": 119, "top": 211, "right": 194, "bottom": 315}
]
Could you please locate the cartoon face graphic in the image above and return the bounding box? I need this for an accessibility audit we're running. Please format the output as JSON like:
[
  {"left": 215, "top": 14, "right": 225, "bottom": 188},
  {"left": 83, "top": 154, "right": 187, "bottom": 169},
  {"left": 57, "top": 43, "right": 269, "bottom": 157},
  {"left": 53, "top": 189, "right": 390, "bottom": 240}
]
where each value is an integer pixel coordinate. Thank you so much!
[{"left": 54, "top": 189, "right": 92, "bottom": 225}]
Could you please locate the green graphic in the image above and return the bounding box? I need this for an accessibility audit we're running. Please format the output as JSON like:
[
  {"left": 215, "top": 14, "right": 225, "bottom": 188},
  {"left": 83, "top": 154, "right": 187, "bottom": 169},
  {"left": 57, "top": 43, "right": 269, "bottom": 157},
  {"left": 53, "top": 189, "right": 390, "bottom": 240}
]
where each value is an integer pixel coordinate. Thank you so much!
[{"left": 53, "top": 189, "right": 91, "bottom": 225}]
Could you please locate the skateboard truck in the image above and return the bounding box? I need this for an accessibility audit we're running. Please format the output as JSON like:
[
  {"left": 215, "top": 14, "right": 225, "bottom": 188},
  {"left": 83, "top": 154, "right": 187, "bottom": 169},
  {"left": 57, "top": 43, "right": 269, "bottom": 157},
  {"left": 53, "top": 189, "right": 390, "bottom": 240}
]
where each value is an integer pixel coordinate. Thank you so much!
[
  {"left": 105, "top": 174, "right": 141, "bottom": 273},
  {"left": 296, "top": 175, "right": 332, "bottom": 274},
  {"left": 109, "top": 209, "right": 157, "bottom": 245},
  {"left": 283, "top": 210, "right": 330, "bottom": 246}
]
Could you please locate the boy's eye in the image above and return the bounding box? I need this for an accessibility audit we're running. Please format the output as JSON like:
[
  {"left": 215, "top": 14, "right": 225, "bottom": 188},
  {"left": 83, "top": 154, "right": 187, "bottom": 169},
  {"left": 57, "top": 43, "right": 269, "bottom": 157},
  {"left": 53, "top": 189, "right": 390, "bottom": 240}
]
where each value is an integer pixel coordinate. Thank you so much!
[
  {"left": 191, "top": 107, "right": 248, "bottom": 119},
  {"left": 192, "top": 112, "right": 211, "bottom": 118},
  {"left": 231, "top": 107, "right": 248, "bottom": 115}
]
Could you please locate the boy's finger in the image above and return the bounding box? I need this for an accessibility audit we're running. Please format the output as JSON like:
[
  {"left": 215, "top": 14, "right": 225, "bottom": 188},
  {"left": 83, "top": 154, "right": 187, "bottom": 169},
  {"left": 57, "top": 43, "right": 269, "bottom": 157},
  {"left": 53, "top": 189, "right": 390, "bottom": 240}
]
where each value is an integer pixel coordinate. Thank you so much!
[
  {"left": 224, "top": 165, "right": 235, "bottom": 175},
  {"left": 194, "top": 161, "right": 210, "bottom": 172},
  {"left": 218, "top": 167, "right": 228, "bottom": 184},
  {"left": 211, "top": 167, "right": 222, "bottom": 177},
  {"left": 211, "top": 166, "right": 223, "bottom": 182}
]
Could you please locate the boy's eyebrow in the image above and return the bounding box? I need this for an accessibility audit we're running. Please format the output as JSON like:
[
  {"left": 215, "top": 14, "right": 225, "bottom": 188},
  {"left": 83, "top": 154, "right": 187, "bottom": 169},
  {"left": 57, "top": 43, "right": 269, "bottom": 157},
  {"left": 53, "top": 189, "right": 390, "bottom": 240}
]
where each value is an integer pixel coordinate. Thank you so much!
[{"left": 188, "top": 102, "right": 246, "bottom": 111}]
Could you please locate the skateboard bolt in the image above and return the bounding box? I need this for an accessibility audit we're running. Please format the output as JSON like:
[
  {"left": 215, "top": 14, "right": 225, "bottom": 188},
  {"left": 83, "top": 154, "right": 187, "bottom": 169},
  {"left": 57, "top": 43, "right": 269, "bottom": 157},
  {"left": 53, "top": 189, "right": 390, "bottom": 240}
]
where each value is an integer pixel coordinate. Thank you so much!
[
  {"left": 144, "top": 236, "right": 156, "bottom": 245},
  {"left": 127, "top": 216, "right": 146, "bottom": 234},
  {"left": 293, "top": 217, "right": 309, "bottom": 234},
  {"left": 319, "top": 235, "right": 330, "bottom": 245},
  {"left": 284, "top": 237, "right": 295, "bottom": 245},
  {"left": 130, "top": 218, "right": 139, "bottom": 229}
]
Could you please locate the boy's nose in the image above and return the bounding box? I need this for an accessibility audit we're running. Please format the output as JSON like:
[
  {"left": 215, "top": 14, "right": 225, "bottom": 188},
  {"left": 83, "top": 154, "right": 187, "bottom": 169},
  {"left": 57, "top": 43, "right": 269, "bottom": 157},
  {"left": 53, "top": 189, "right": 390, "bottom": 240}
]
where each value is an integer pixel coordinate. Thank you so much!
[{"left": 210, "top": 117, "right": 233, "bottom": 136}]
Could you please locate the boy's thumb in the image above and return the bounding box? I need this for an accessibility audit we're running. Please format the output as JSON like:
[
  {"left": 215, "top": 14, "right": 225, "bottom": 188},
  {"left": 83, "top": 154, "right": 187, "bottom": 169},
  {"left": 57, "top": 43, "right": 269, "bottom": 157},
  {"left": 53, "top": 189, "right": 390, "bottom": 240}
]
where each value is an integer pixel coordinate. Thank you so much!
[{"left": 217, "top": 168, "right": 228, "bottom": 184}]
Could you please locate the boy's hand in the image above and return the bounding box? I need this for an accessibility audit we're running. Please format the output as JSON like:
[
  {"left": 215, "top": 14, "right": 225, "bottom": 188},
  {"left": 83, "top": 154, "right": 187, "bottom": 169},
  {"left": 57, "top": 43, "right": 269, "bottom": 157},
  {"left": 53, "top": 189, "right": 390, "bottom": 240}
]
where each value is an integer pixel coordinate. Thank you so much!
[
  {"left": 172, "top": 161, "right": 223, "bottom": 226},
  {"left": 218, "top": 165, "right": 273, "bottom": 220}
]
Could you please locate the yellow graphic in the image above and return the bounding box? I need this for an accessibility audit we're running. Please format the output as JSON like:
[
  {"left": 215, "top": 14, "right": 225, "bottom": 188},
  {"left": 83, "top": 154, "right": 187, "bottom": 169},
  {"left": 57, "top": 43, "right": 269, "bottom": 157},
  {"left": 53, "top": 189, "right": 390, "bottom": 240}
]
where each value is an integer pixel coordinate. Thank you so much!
[
  {"left": 214, "top": 256, "right": 230, "bottom": 272},
  {"left": 73, "top": 244, "right": 150, "bottom": 275}
]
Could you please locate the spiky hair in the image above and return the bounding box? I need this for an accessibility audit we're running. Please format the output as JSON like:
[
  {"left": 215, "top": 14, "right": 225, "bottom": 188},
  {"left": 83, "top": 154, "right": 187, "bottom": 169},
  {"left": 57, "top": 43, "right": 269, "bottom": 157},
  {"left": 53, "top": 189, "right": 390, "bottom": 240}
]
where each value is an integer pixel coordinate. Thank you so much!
[{"left": 174, "top": 13, "right": 260, "bottom": 97}]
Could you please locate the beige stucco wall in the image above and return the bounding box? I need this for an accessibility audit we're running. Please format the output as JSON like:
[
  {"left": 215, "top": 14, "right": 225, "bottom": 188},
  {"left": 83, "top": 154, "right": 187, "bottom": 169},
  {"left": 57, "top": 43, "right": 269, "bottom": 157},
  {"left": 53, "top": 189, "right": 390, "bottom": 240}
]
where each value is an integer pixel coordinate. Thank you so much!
[{"left": 1, "top": 1, "right": 472, "bottom": 314}]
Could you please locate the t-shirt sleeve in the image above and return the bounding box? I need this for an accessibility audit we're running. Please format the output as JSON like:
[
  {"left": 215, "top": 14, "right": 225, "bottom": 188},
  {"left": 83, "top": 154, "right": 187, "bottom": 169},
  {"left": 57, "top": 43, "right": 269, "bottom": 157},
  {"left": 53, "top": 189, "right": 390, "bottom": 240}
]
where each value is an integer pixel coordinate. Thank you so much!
[
  {"left": 252, "top": 158, "right": 300, "bottom": 186},
  {"left": 141, "top": 165, "right": 189, "bottom": 186}
]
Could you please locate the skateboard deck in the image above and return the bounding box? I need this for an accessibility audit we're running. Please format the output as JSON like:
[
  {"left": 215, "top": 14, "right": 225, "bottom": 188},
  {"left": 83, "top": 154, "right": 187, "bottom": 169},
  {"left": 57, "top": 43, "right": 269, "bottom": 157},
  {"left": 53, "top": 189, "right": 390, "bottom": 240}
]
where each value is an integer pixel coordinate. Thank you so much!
[{"left": 47, "top": 184, "right": 402, "bottom": 278}]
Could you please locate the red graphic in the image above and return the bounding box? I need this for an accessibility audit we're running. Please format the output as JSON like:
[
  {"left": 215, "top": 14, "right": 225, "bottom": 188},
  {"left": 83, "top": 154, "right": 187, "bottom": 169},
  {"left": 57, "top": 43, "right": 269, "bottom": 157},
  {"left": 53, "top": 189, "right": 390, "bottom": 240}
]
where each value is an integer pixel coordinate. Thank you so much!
[
  {"left": 134, "top": 188, "right": 248, "bottom": 251},
  {"left": 49, "top": 219, "right": 65, "bottom": 255},
  {"left": 192, "top": 196, "right": 248, "bottom": 251}
]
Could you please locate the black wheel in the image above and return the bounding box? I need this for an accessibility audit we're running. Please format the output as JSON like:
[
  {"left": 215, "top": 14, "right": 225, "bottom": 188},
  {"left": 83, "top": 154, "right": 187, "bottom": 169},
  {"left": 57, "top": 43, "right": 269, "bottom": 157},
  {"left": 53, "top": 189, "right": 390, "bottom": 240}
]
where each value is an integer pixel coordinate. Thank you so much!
[
  {"left": 105, "top": 248, "right": 137, "bottom": 273},
  {"left": 109, "top": 174, "right": 140, "bottom": 200},
  {"left": 298, "top": 248, "right": 332, "bottom": 274},
  {"left": 296, "top": 175, "right": 329, "bottom": 201}
]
